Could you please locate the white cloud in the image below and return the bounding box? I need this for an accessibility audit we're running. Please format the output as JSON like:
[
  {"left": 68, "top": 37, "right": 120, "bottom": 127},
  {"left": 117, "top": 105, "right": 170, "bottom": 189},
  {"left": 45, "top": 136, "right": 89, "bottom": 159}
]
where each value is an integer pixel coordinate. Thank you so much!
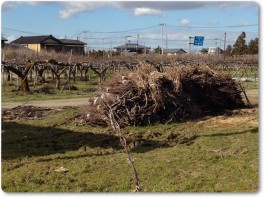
[
  {"left": 1, "top": 2, "right": 19, "bottom": 11},
  {"left": 2, "top": 1, "right": 256, "bottom": 18},
  {"left": 242, "top": 22, "right": 248, "bottom": 26},
  {"left": 206, "top": 19, "right": 219, "bottom": 26},
  {"left": 6, "top": 35, "right": 17, "bottom": 43},
  {"left": 58, "top": 2, "right": 112, "bottom": 19},
  {"left": 134, "top": 7, "right": 163, "bottom": 16},
  {"left": 1, "top": 1, "right": 43, "bottom": 11},
  {"left": 180, "top": 19, "right": 190, "bottom": 26}
]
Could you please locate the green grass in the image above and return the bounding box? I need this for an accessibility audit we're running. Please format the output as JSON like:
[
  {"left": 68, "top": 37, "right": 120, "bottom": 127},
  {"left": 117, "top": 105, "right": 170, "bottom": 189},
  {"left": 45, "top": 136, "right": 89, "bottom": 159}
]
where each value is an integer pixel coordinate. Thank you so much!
[
  {"left": 239, "top": 81, "right": 258, "bottom": 90},
  {"left": 219, "top": 67, "right": 258, "bottom": 79},
  {"left": 2, "top": 66, "right": 259, "bottom": 103},
  {"left": 1, "top": 74, "right": 101, "bottom": 103},
  {"left": 1, "top": 78, "right": 259, "bottom": 192},
  {"left": 217, "top": 67, "right": 258, "bottom": 90},
  {"left": 1, "top": 104, "right": 258, "bottom": 192}
]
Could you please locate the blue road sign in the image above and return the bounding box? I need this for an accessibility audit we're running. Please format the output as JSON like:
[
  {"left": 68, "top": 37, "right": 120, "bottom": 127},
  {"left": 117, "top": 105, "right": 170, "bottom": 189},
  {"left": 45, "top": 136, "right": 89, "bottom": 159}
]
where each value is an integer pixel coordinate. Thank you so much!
[{"left": 193, "top": 36, "right": 204, "bottom": 46}]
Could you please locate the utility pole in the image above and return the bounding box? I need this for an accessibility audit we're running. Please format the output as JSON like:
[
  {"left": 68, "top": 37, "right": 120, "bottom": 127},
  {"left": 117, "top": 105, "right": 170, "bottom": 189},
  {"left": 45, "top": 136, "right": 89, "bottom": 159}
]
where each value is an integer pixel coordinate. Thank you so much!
[
  {"left": 36, "top": 36, "right": 39, "bottom": 58},
  {"left": 215, "top": 38, "right": 218, "bottom": 55},
  {"left": 166, "top": 34, "right": 168, "bottom": 49},
  {"left": 103, "top": 38, "right": 104, "bottom": 59},
  {"left": 79, "top": 30, "right": 89, "bottom": 57},
  {"left": 224, "top": 32, "right": 227, "bottom": 60},
  {"left": 125, "top": 35, "right": 132, "bottom": 56},
  {"left": 144, "top": 43, "right": 146, "bottom": 56},
  {"left": 137, "top": 34, "right": 139, "bottom": 52},
  {"left": 189, "top": 36, "right": 193, "bottom": 54},
  {"left": 83, "top": 31, "right": 88, "bottom": 57},
  {"left": 159, "top": 23, "right": 165, "bottom": 55},
  {"left": 110, "top": 40, "right": 112, "bottom": 57}
]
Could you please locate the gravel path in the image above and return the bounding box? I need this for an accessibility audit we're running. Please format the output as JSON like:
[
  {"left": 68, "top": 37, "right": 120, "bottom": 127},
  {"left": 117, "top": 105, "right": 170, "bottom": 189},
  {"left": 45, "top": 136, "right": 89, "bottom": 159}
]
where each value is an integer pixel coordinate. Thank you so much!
[{"left": 2, "top": 97, "right": 89, "bottom": 109}]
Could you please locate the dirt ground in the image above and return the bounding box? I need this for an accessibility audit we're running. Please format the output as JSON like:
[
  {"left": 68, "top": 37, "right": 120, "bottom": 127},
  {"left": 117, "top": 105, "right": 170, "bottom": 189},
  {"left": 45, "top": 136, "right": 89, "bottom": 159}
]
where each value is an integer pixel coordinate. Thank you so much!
[
  {"left": 2, "top": 97, "right": 89, "bottom": 109},
  {"left": 1, "top": 89, "right": 258, "bottom": 109},
  {"left": 245, "top": 89, "right": 259, "bottom": 105}
]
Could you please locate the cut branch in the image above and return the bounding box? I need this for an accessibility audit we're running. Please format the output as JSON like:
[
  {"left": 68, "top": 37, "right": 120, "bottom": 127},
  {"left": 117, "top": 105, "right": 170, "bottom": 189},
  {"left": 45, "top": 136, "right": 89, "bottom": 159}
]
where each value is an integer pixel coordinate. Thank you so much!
[{"left": 106, "top": 102, "right": 141, "bottom": 192}]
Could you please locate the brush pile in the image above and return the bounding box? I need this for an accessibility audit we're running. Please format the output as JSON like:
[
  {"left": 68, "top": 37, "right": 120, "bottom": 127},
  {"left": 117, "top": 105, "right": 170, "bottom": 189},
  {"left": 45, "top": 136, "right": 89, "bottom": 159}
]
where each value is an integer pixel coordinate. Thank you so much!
[{"left": 78, "top": 64, "right": 245, "bottom": 127}]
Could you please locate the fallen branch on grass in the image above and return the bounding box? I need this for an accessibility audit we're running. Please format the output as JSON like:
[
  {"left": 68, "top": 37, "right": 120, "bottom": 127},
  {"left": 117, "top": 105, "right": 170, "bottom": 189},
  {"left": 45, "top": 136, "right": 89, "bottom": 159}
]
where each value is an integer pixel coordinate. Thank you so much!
[{"left": 106, "top": 102, "right": 141, "bottom": 192}]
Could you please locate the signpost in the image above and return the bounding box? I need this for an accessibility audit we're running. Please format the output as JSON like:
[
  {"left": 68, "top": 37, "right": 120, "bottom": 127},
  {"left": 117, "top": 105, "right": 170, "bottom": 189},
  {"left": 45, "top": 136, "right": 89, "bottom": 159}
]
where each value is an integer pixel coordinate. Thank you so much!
[{"left": 193, "top": 36, "right": 204, "bottom": 46}]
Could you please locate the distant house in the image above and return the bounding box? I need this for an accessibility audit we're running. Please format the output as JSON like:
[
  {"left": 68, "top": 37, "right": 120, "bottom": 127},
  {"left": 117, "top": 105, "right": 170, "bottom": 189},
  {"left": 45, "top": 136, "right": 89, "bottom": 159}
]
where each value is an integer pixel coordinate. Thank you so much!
[
  {"left": 1, "top": 36, "right": 8, "bottom": 48},
  {"left": 163, "top": 48, "right": 187, "bottom": 55},
  {"left": 11, "top": 35, "right": 62, "bottom": 52},
  {"left": 11, "top": 35, "right": 86, "bottom": 54},
  {"left": 5, "top": 43, "right": 28, "bottom": 50},
  {"left": 58, "top": 39, "right": 87, "bottom": 54},
  {"left": 114, "top": 43, "right": 151, "bottom": 54},
  {"left": 208, "top": 47, "right": 224, "bottom": 55}
]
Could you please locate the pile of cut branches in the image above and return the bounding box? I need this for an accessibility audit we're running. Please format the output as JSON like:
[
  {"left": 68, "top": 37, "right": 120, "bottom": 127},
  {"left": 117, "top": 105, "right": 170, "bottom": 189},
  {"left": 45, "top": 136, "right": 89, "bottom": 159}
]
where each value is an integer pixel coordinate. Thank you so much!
[{"left": 78, "top": 64, "right": 245, "bottom": 127}]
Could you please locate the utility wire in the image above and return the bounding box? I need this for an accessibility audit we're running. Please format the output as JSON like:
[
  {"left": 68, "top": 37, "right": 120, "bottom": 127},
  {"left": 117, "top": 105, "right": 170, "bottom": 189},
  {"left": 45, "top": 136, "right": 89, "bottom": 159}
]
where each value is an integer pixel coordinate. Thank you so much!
[
  {"left": 2, "top": 27, "right": 43, "bottom": 35},
  {"left": 82, "top": 36, "right": 126, "bottom": 40},
  {"left": 84, "top": 25, "right": 159, "bottom": 34},
  {"left": 3, "top": 23, "right": 257, "bottom": 38},
  {"left": 2, "top": 27, "right": 61, "bottom": 38},
  {"left": 166, "top": 24, "right": 258, "bottom": 29}
]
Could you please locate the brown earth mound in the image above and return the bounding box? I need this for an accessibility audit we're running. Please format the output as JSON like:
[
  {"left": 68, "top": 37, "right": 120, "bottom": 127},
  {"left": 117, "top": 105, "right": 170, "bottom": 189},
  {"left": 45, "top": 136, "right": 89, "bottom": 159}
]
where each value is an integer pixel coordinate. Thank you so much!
[
  {"left": 33, "top": 85, "right": 55, "bottom": 94},
  {"left": 77, "top": 65, "right": 245, "bottom": 127},
  {"left": 2, "top": 105, "right": 54, "bottom": 120}
]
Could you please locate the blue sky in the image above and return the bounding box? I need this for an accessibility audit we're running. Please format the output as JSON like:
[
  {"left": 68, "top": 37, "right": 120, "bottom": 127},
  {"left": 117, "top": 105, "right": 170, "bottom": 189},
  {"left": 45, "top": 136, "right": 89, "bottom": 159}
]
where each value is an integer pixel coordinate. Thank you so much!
[{"left": 1, "top": 1, "right": 259, "bottom": 51}]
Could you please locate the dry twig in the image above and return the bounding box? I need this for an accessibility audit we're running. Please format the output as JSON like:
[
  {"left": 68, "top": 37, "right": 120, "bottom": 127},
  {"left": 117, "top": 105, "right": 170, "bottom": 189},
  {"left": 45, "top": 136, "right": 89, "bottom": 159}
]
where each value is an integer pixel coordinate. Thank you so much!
[{"left": 106, "top": 102, "right": 141, "bottom": 192}]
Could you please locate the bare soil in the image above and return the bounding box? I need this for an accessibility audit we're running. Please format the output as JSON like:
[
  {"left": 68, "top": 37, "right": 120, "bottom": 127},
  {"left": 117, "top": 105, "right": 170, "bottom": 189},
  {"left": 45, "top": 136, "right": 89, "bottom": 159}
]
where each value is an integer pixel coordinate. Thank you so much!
[
  {"left": 2, "top": 97, "right": 89, "bottom": 109},
  {"left": 2, "top": 105, "right": 55, "bottom": 120}
]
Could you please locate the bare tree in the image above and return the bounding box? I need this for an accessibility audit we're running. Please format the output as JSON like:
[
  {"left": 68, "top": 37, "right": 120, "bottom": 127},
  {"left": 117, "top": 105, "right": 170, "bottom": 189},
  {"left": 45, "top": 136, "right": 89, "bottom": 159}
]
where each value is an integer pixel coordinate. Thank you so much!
[
  {"left": 3, "top": 62, "right": 34, "bottom": 92},
  {"left": 90, "top": 63, "right": 112, "bottom": 85}
]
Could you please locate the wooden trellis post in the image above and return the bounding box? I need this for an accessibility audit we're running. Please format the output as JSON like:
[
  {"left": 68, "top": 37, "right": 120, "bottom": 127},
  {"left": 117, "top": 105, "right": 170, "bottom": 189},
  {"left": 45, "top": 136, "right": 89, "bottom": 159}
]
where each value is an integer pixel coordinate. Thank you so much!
[{"left": 2, "top": 65, "right": 5, "bottom": 92}]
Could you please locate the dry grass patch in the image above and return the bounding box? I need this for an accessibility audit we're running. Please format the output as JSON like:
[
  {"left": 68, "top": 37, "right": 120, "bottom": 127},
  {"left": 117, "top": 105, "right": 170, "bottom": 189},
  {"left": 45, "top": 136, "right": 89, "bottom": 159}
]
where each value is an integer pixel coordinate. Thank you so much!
[{"left": 198, "top": 108, "right": 258, "bottom": 129}]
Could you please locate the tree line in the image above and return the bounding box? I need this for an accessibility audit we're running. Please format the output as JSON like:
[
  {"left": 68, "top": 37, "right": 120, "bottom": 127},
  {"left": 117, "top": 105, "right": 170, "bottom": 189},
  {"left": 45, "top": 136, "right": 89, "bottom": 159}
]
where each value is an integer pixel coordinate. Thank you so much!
[
  {"left": 200, "top": 32, "right": 258, "bottom": 55},
  {"left": 226, "top": 32, "right": 258, "bottom": 55}
]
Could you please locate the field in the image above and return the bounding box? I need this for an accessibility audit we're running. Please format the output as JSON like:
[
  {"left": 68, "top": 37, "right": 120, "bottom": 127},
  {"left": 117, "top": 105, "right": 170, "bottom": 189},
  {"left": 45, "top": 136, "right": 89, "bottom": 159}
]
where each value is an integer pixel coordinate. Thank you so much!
[{"left": 1, "top": 52, "right": 259, "bottom": 192}]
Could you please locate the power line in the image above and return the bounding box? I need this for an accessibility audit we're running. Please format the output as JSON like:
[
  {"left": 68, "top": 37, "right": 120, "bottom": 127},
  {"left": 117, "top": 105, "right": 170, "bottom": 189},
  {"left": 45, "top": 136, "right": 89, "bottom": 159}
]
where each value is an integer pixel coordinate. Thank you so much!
[
  {"left": 82, "top": 36, "right": 126, "bottom": 40},
  {"left": 166, "top": 24, "right": 258, "bottom": 29},
  {"left": 1, "top": 27, "right": 62, "bottom": 38},
  {"left": 2, "top": 24, "right": 256, "bottom": 51},
  {"left": 2, "top": 27, "right": 43, "bottom": 35},
  {"left": 83, "top": 25, "right": 159, "bottom": 34},
  {"left": 82, "top": 36, "right": 237, "bottom": 43},
  {"left": 3, "top": 23, "right": 258, "bottom": 38},
  {"left": 140, "top": 37, "right": 187, "bottom": 42}
]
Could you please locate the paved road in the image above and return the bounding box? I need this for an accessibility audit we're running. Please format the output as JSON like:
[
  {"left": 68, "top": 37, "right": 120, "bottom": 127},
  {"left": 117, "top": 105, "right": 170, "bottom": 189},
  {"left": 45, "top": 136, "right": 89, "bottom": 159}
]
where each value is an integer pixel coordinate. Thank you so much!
[{"left": 2, "top": 97, "right": 89, "bottom": 109}]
